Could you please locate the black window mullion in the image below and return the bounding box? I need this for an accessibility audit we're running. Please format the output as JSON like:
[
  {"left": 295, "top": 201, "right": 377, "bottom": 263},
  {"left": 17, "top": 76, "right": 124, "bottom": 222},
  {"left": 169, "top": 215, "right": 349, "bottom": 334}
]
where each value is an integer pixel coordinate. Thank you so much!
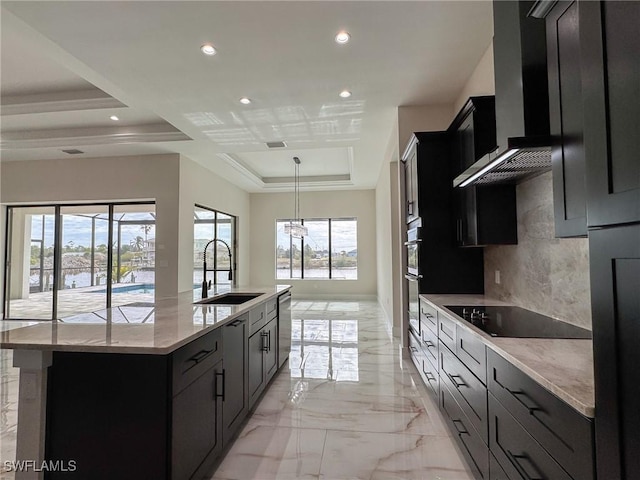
[
  {"left": 52, "top": 205, "right": 61, "bottom": 320},
  {"left": 106, "top": 204, "right": 114, "bottom": 308},
  {"left": 301, "top": 219, "right": 305, "bottom": 279},
  {"left": 3, "top": 208, "right": 14, "bottom": 319},
  {"left": 328, "top": 218, "right": 332, "bottom": 279}
]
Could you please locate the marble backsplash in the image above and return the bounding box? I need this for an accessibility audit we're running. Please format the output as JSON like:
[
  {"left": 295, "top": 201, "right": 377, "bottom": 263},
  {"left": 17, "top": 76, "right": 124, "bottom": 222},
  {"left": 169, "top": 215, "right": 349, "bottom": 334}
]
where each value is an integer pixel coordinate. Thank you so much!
[{"left": 483, "top": 171, "right": 592, "bottom": 329}]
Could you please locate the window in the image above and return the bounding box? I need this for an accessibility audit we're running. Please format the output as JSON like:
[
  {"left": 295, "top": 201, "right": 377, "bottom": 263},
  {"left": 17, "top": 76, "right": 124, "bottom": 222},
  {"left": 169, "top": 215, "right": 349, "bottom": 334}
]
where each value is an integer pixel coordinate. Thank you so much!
[
  {"left": 276, "top": 218, "right": 357, "bottom": 279},
  {"left": 194, "top": 206, "right": 236, "bottom": 287},
  {"left": 4, "top": 203, "right": 156, "bottom": 320}
]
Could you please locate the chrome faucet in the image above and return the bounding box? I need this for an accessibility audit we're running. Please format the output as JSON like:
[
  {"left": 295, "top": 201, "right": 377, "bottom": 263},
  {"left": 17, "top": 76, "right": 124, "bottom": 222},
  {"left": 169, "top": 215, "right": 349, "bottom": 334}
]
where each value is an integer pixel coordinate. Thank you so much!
[{"left": 201, "top": 238, "right": 233, "bottom": 298}]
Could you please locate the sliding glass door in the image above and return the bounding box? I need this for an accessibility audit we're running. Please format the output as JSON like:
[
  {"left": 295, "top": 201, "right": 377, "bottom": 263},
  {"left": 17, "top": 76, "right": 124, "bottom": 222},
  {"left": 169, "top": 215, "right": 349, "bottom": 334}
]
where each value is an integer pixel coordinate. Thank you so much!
[{"left": 4, "top": 202, "right": 155, "bottom": 320}]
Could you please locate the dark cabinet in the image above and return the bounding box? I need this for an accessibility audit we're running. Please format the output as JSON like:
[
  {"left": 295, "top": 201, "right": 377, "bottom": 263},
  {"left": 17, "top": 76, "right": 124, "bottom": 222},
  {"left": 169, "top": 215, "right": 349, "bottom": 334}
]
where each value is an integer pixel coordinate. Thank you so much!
[
  {"left": 589, "top": 223, "right": 640, "bottom": 478},
  {"left": 487, "top": 350, "right": 594, "bottom": 480},
  {"left": 455, "top": 184, "right": 517, "bottom": 247},
  {"left": 440, "top": 381, "right": 489, "bottom": 479},
  {"left": 546, "top": 1, "right": 588, "bottom": 237},
  {"left": 172, "top": 357, "right": 223, "bottom": 480},
  {"left": 449, "top": 96, "right": 497, "bottom": 176},
  {"left": 402, "top": 132, "right": 485, "bottom": 293},
  {"left": 248, "top": 316, "right": 278, "bottom": 409},
  {"left": 171, "top": 328, "right": 224, "bottom": 480},
  {"left": 489, "top": 394, "right": 573, "bottom": 480},
  {"left": 581, "top": 1, "right": 640, "bottom": 227},
  {"left": 221, "top": 315, "right": 248, "bottom": 445},
  {"left": 402, "top": 139, "right": 420, "bottom": 224}
]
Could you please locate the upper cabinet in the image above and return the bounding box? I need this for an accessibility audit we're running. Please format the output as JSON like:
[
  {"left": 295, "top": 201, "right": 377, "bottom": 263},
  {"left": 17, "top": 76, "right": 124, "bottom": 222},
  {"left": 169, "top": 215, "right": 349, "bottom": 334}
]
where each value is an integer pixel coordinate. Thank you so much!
[
  {"left": 449, "top": 97, "right": 518, "bottom": 247},
  {"left": 545, "top": 1, "right": 588, "bottom": 237},
  {"left": 449, "top": 96, "right": 497, "bottom": 176},
  {"left": 580, "top": 1, "right": 640, "bottom": 227},
  {"left": 402, "top": 137, "right": 420, "bottom": 224}
]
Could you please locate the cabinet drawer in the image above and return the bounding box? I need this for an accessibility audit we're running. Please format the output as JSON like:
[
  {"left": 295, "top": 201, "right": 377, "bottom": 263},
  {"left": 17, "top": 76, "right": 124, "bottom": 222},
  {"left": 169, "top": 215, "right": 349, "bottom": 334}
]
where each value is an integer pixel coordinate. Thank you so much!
[
  {"left": 440, "top": 382, "right": 489, "bottom": 479},
  {"left": 438, "top": 313, "right": 457, "bottom": 353},
  {"left": 249, "top": 304, "right": 267, "bottom": 334},
  {"left": 421, "top": 323, "right": 439, "bottom": 366},
  {"left": 489, "top": 394, "right": 572, "bottom": 480},
  {"left": 172, "top": 328, "right": 222, "bottom": 396},
  {"left": 419, "top": 300, "right": 438, "bottom": 333},
  {"left": 440, "top": 345, "right": 488, "bottom": 442},
  {"left": 489, "top": 453, "right": 509, "bottom": 480},
  {"left": 266, "top": 297, "right": 278, "bottom": 321},
  {"left": 456, "top": 325, "right": 487, "bottom": 384},
  {"left": 421, "top": 357, "right": 439, "bottom": 398},
  {"left": 487, "top": 350, "right": 594, "bottom": 480}
]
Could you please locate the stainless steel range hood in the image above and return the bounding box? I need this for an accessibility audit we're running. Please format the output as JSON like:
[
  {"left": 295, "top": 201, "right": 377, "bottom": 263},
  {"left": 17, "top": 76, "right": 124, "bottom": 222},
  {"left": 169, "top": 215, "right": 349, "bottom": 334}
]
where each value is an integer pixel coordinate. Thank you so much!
[{"left": 454, "top": 0, "right": 551, "bottom": 188}]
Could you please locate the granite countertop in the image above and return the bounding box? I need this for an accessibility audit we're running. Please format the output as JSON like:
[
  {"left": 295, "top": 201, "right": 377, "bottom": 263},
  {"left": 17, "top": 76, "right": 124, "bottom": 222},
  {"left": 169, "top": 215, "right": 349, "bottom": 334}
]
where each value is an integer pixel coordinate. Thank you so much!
[
  {"left": 421, "top": 294, "right": 595, "bottom": 418},
  {"left": 0, "top": 285, "right": 291, "bottom": 355}
]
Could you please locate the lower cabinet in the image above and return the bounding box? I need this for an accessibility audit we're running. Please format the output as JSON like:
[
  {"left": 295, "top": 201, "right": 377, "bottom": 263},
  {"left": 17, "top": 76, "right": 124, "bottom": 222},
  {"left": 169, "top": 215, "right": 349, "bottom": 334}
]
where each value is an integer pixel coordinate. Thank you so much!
[
  {"left": 248, "top": 317, "right": 278, "bottom": 409},
  {"left": 407, "top": 300, "right": 596, "bottom": 480},
  {"left": 172, "top": 357, "right": 223, "bottom": 480},
  {"left": 489, "top": 394, "right": 572, "bottom": 480},
  {"left": 221, "top": 314, "right": 248, "bottom": 444},
  {"left": 440, "top": 381, "right": 489, "bottom": 479}
]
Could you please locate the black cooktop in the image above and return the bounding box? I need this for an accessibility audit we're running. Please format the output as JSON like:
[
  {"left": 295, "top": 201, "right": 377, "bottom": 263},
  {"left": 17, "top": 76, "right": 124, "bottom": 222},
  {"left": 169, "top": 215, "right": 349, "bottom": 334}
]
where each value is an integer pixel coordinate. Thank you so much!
[{"left": 444, "top": 305, "right": 592, "bottom": 339}]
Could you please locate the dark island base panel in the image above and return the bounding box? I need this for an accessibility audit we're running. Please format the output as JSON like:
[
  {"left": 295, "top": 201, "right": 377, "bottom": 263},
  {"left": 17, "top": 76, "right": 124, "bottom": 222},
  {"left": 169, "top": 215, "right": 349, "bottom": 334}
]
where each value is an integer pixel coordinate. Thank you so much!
[{"left": 45, "top": 352, "right": 171, "bottom": 480}]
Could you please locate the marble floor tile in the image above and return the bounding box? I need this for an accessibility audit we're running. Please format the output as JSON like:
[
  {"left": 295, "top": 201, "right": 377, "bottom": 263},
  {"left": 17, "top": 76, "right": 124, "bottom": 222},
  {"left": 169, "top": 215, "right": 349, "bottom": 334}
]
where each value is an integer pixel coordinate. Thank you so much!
[
  {"left": 212, "top": 425, "right": 326, "bottom": 480},
  {"left": 319, "top": 430, "right": 474, "bottom": 480}
]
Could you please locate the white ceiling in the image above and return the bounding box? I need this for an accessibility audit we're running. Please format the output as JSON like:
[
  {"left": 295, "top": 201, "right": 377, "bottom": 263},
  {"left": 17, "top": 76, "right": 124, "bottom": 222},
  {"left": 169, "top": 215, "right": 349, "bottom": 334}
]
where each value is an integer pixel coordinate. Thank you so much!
[{"left": 0, "top": 1, "right": 493, "bottom": 193}]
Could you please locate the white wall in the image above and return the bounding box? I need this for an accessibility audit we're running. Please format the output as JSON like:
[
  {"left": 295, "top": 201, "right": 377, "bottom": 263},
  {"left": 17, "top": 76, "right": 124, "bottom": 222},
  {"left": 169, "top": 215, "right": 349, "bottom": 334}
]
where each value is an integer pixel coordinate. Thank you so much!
[
  {"left": 178, "top": 157, "right": 250, "bottom": 291},
  {"left": 398, "top": 105, "right": 454, "bottom": 154},
  {"left": 249, "top": 190, "right": 377, "bottom": 297},
  {"left": 453, "top": 41, "right": 495, "bottom": 114}
]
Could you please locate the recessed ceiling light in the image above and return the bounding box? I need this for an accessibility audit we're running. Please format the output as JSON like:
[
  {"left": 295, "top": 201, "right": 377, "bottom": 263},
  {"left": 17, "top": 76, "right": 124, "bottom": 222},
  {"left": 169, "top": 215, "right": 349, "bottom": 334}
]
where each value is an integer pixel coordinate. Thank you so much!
[
  {"left": 335, "top": 31, "right": 351, "bottom": 44},
  {"left": 110, "top": 115, "right": 119, "bottom": 121},
  {"left": 339, "top": 90, "right": 352, "bottom": 98},
  {"left": 239, "top": 97, "right": 252, "bottom": 105},
  {"left": 201, "top": 44, "right": 217, "bottom": 56}
]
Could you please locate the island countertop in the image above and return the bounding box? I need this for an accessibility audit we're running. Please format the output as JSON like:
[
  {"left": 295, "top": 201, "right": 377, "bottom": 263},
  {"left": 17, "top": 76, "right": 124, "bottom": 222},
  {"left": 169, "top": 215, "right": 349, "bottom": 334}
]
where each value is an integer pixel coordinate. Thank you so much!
[
  {"left": 0, "top": 285, "right": 291, "bottom": 355},
  {"left": 421, "top": 294, "right": 595, "bottom": 418}
]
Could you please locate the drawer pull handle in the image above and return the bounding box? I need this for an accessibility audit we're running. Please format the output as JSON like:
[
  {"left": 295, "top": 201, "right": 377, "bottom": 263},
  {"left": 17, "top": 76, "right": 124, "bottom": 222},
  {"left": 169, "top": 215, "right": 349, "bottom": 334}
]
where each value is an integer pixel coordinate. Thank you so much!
[
  {"left": 423, "top": 340, "right": 435, "bottom": 348},
  {"left": 425, "top": 372, "right": 436, "bottom": 382},
  {"left": 506, "top": 450, "right": 544, "bottom": 480},
  {"left": 410, "top": 346, "right": 419, "bottom": 353},
  {"left": 229, "top": 318, "right": 244, "bottom": 327},
  {"left": 190, "top": 349, "right": 212, "bottom": 363},
  {"left": 507, "top": 388, "right": 543, "bottom": 415},
  {"left": 452, "top": 419, "right": 469, "bottom": 436},
  {"left": 447, "top": 373, "right": 467, "bottom": 388}
]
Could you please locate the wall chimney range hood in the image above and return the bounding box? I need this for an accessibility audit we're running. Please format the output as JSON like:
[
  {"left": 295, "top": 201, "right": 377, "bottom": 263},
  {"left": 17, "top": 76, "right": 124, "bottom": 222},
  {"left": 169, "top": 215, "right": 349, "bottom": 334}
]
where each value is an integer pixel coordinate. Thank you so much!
[{"left": 454, "top": 0, "right": 551, "bottom": 188}]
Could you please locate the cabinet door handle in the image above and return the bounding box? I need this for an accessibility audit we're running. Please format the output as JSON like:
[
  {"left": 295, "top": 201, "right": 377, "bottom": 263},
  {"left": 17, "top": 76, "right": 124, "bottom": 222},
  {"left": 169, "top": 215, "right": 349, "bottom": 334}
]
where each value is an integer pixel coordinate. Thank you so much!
[
  {"left": 215, "top": 369, "right": 225, "bottom": 401},
  {"left": 261, "top": 331, "right": 269, "bottom": 352},
  {"left": 268, "top": 330, "right": 271, "bottom": 352},
  {"left": 506, "top": 450, "right": 543, "bottom": 480}
]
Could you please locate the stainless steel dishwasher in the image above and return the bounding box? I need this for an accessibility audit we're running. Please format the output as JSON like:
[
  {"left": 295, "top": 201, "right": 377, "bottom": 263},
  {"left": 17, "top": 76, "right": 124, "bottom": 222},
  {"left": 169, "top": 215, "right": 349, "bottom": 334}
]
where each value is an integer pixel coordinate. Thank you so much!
[{"left": 278, "top": 291, "right": 292, "bottom": 368}]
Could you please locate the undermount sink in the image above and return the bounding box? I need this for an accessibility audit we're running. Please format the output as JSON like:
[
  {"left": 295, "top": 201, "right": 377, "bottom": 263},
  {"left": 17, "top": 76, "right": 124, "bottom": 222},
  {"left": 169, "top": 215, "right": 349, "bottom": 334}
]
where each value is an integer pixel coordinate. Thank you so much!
[{"left": 196, "top": 292, "right": 263, "bottom": 305}]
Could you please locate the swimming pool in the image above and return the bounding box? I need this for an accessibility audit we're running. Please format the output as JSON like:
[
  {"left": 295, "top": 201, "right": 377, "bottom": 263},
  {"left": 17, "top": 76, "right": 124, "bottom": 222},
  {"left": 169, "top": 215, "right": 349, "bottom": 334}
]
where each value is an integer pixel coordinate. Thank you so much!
[{"left": 91, "top": 284, "right": 155, "bottom": 294}]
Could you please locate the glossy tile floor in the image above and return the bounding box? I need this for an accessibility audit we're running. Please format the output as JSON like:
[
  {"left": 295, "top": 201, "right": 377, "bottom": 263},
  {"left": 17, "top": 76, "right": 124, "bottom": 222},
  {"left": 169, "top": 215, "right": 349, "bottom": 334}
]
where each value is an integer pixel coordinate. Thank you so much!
[
  {"left": 211, "top": 299, "right": 473, "bottom": 480},
  {"left": 0, "top": 299, "right": 473, "bottom": 480}
]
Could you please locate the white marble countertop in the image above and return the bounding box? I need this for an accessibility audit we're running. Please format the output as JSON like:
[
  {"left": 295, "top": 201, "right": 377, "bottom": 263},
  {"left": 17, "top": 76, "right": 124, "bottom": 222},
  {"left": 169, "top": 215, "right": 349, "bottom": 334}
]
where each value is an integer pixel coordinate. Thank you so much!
[
  {"left": 421, "top": 294, "right": 595, "bottom": 418},
  {"left": 0, "top": 285, "right": 291, "bottom": 355}
]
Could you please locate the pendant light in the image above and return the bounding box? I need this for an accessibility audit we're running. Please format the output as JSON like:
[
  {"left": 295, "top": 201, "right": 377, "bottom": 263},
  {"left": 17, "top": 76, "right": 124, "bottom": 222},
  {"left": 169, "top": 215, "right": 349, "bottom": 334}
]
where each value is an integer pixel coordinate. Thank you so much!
[{"left": 284, "top": 156, "right": 308, "bottom": 238}]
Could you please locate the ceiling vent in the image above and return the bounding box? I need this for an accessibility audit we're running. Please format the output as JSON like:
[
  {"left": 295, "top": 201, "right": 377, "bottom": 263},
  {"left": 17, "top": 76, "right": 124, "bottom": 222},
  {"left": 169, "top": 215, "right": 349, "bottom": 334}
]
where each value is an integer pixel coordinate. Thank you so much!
[
  {"left": 61, "top": 149, "right": 85, "bottom": 155},
  {"left": 266, "top": 141, "right": 287, "bottom": 149}
]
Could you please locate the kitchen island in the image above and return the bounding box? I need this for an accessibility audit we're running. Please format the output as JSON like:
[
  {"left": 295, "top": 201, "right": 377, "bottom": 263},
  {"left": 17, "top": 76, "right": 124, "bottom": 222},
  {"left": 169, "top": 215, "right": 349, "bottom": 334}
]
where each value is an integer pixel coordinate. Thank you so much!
[{"left": 0, "top": 285, "right": 291, "bottom": 480}]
